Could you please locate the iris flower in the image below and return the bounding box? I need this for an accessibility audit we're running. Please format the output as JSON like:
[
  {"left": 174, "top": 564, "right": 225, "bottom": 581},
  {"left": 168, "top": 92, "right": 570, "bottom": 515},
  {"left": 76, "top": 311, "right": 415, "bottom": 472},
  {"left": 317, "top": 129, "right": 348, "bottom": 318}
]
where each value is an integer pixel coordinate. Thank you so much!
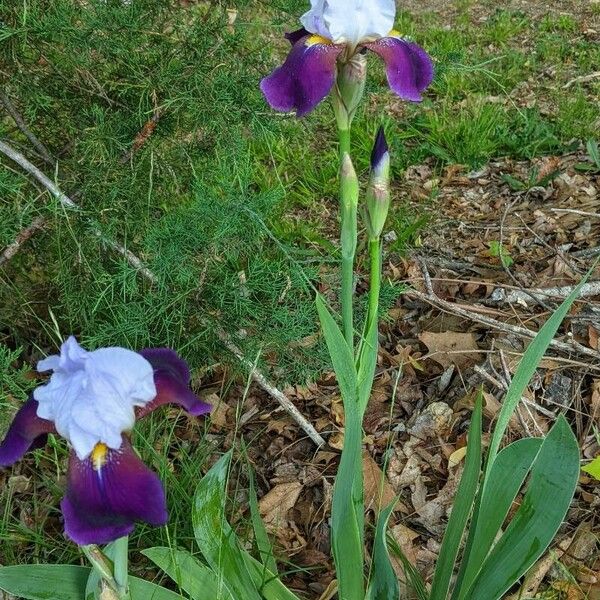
[
  {"left": 0, "top": 337, "right": 211, "bottom": 545},
  {"left": 260, "top": 0, "right": 434, "bottom": 117}
]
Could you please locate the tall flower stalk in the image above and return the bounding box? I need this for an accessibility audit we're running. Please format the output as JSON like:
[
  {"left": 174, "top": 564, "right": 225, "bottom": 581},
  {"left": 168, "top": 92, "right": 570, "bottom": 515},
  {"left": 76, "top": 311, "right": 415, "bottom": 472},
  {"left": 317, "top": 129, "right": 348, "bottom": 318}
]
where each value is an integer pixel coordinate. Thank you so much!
[{"left": 261, "top": 1, "right": 433, "bottom": 596}]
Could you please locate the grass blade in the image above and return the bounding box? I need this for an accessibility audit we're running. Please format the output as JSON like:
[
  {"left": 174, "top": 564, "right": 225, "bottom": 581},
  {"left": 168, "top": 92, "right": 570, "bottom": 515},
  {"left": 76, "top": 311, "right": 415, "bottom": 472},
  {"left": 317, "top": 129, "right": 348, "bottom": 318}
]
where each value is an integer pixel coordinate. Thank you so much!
[
  {"left": 0, "top": 565, "right": 90, "bottom": 600},
  {"left": 386, "top": 534, "right": 429, "bottom": 600},
  {"left": 249, "top": 466, "right": 279, "bottom": 575},
  {"left": 0, "top": 565, "right": 185, "bottom": 600},
  {"left": 242, "top": 554, "right": 302, "bottom": 600},
  {"left": 316, "top": 294, "right": 358, "bottom": 407},
  {"left": 365, "top": 502, "right": 400, "bottom": 600},
  {"left": 316, "top": 294, "right": 365, "bottom": 599},
  {"left": 464, "top": 416, "right": 580, "bottom": 600},
  {"left": 429, "top": 393, "right": 482, "bottom": 600},
  {"left": 331, "top": 414, "right": 365, "bottom": 600},
  {"left": 356, "top": 310, "right": 379, "bottom": 413}
]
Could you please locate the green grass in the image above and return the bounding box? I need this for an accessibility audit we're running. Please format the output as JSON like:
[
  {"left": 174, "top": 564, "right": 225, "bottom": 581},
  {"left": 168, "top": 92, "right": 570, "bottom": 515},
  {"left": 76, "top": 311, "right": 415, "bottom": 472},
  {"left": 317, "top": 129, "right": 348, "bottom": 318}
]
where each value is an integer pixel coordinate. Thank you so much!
[{"left": 0, "top": 0, "right": 598, "bottom": 584}]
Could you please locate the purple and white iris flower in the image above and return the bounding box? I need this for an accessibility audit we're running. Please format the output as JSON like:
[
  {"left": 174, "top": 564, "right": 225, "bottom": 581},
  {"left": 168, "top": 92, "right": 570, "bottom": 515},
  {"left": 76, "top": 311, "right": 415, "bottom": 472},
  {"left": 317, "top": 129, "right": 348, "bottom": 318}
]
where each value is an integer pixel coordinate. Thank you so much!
[
  {"left": 0, "top": 336, "right": 211, "bottom": 546},
  {"left": 260, "top": 0, "right": 434, "bottom": 119}
]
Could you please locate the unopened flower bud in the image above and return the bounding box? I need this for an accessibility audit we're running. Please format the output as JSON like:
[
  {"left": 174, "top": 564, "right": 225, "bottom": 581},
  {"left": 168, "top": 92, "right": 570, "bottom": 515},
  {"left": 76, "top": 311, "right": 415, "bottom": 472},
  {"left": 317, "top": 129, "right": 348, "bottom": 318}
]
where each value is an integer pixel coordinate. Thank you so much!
[
  {"left": 337, "top": 53, "right": 367, "bottom": 122},
  {"left": 365, "top": 127, "right": 391, "bottom": 240},
  {"left": 341, "top": 152, "right": 359, "bottom": 209},
  {"left": 340, "top": 152, "right": 359, "bottom": 259}
]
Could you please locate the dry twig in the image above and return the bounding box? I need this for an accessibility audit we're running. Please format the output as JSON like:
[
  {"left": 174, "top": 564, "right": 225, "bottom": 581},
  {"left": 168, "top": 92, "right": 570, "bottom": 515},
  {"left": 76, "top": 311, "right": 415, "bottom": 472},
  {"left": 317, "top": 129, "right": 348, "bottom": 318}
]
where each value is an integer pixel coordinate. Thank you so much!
[
  {"left": 0, "top": 90, "right": 55, "bottom": 165},
  {"left": 491, "top": 281, "right": 600, "bottom": 306},
  {"left": 406, "top": 288, "right": 599, "bottom": 362},
  {"left": 0, "top": 216, "right": 47, "bottom": 267},
  {"left": 214, "top": 328, "right": 325, "bottom": 446}
]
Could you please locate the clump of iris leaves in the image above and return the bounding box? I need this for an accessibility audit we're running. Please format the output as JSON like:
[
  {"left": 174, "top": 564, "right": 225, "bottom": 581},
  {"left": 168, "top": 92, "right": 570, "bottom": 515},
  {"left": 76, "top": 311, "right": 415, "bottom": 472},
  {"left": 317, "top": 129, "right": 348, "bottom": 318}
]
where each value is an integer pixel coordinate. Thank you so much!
[{"left": 0, "top": 0, "right": 598, "bottom": 583}]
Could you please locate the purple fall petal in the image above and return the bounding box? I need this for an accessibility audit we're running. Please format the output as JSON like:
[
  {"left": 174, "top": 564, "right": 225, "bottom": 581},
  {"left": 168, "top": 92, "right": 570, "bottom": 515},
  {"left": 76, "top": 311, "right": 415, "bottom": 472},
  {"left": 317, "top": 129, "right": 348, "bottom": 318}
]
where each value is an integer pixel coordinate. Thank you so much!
[
  {"left": 365, "top": 37, "right": 434, "bottom": 102},
  {"left": 261, "top": 35, "right": 343, "bottom": 117},
  {"left": 371, "top": 126, "right": 389, "bottom": 170},
  {"left": 61, "top": 438, "right": 167, "bottom": 545},
  {"left": 0, "top": 398, "right": 55, "bottom": 467},
  {"left": 137, "top": 348, "right": 211, "bottom": 419}
]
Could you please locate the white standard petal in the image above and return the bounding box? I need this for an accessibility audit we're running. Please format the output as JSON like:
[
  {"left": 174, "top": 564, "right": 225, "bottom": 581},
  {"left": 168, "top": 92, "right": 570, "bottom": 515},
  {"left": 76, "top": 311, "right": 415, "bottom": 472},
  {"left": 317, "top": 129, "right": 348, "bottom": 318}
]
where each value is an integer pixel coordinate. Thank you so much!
[
  {"left": 313, "top": 0, "right": 396, "bottom": 47},
  {"left": 32, "top": 339, "right": 157, "bottom": 460},
  {"left": 37, "top": 336, "right": 88, "bottom": 373},
  {"left": 88, "top": 348, "right": 156, "bottom": 407},
  {"left": 300, "top": 0, "right": 331, "bottom": 39}
]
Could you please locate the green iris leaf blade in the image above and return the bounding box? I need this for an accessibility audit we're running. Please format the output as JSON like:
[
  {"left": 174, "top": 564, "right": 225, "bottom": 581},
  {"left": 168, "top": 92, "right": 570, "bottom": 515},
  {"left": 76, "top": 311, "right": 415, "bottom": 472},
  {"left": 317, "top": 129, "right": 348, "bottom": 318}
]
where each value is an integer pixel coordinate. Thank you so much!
[
  {"left": 463, "top": 416, "right": 580, "bottom": 600},
  {"left": 192, "top": 451, "right": 262, "bottom": 600}
]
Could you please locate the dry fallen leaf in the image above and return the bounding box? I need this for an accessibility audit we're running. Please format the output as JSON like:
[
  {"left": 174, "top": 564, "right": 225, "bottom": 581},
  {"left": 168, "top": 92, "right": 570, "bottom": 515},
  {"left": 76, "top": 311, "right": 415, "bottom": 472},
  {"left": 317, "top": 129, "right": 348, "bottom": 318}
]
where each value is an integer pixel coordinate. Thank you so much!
[
  {"left": 8, "top": 475, "right": 31, "bottom": 494},
  {"left": 448, "top": 446, "right": 467, "bottom": 468},
  {"left": 419, "top": 331, "right": 481, "bottom": 369},
  {"left": 362, "top": 451, "right": 408, "bottom": 515},
  {"left": 390, "top": 524, "right": 420, "bottom": 597},
  {"left": 259, "top": 481, "right": 303, "bottom": 528}
]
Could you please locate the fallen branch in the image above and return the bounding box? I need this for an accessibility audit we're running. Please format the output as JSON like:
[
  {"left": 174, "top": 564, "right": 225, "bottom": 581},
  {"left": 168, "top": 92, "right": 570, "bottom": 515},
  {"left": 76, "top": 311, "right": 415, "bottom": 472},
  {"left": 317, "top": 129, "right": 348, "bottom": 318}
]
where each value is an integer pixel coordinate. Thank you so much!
[
  {"left": 0, "top": 216, "right": 47, "bottom": 267},
  {"left": 0, "top": 90, "right": 55, "bottom": 165},
  {"left": 214, "top": 328, "right": 325, "bottom": 447},
  {"left": 550, "top": 208, "right": 600, "bottom": 219},
  {"left": 0, "top": 140, "right": 324, "bottom": 446},
  {"left": 490, "top": 281, "right": 600, "bottom": 306},
  {"left": 406, "top": 288, "right": 599, "bottom": 362},
  {"left": 0, "top": 140, "right": 77, "bottom": 209},
  {"left": 563, "top": 71, "right": 600, "bottom": 88}
]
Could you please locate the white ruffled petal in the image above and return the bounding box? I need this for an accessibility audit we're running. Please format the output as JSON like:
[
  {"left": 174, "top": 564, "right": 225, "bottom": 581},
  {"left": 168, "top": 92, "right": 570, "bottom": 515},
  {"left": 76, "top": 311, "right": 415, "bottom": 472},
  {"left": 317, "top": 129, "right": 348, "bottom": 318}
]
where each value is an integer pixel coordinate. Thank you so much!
[
  {"left": 88, "top": 348, "right": 156, "bottom": 406},
  {"left": 37, "top": 354, "right": 61, "bottom": 373},
  {"left": 300, "top": 0, "right": 331, "bottom": 39},
  {"left": 68, "top": 422, "right": 100, "bottom": 461},
  {"left": 31, "top": 338, "right": 157, "bottom": 460},
  {"left": 301, "top": 0, "right": 396, "bottom": 46}
]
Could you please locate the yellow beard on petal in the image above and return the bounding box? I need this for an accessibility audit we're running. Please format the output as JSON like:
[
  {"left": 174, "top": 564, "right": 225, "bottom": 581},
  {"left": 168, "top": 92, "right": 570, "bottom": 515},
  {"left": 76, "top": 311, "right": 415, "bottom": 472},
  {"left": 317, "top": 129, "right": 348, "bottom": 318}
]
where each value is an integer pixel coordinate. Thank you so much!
[
  {"left": 388, "top": 29, "right": 402, "bottom": 39},
  {"left": 91, "top": 442, "right": 109, "bottom": 471},
  {"left": 306, "top": 34, "right": 333, "bottom": 47}
]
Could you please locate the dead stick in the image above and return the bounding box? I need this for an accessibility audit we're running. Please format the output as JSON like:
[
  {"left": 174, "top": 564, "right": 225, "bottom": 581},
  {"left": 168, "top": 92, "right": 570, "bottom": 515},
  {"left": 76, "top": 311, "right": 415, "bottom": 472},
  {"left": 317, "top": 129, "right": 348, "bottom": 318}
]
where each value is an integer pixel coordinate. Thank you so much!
[
  {"left": 406, "top": 288, "right": 599, "bottom": 361},
  {"left": 0, "top": 140, "right": 158, "bottom": 282},
  {"left": 0, "top": 91, "right": 55, "bottom": 165},
  {"left": 215, "top": 329, "right": 325, "bottom": 447},
  {"left": 494, "top": 281, "right": 600, "bottom": 306},
  {"left": 0, "top": 216, "right": 47, "bottom": 267},
  {"left": 0, "top": 140, "right": 77, "bottom": 209},
  {"left": 0, "top": 140, "right": 324, "bottom": 446}
]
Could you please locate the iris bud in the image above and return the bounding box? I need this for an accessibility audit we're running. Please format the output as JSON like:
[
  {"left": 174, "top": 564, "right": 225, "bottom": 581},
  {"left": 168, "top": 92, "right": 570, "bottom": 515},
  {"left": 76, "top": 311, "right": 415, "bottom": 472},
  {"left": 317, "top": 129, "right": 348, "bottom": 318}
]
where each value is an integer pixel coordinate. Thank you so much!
[
  {"left": 365, "top": 127, "right": 391, "bottom": 241},
  {"left": 340, "top": 152, "right": 359, "bottom": 259},
  {"left": 332, "top": 53, "right": 367, "bottom": 129}
]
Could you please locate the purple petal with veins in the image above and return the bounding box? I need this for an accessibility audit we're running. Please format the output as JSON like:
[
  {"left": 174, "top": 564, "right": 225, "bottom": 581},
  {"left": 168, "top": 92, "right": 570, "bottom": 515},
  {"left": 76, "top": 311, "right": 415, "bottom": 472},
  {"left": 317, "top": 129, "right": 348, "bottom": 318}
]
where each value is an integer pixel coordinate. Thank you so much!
[
  {"left": 261, "top": 35, "right": 343, "bottom": 117},
  {"left": 0, "top": 398, "right": 55, "bottom": 467},
  {"left": 61, "top": 438, "right": 167, "bottom": 545},
  {"left": 137, "top": 348, "right": 211, "bottom": 419},
  {"left": 365, "top": 37, "right": 434, "bottom": 102}
]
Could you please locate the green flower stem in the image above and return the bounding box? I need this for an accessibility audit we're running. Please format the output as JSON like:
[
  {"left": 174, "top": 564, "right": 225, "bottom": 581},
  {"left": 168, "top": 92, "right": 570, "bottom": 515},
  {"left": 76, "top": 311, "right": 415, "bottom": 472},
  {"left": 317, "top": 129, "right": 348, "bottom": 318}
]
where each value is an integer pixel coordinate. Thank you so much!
[
  {"left": 338, "top": 127, "right": 351, "bottom": 159},
  {"left": 113, "top": 536, "right": 131, "bottom": 599},
  {"left": 338, "top": 126, "right": 356, "bottom": 349}
]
